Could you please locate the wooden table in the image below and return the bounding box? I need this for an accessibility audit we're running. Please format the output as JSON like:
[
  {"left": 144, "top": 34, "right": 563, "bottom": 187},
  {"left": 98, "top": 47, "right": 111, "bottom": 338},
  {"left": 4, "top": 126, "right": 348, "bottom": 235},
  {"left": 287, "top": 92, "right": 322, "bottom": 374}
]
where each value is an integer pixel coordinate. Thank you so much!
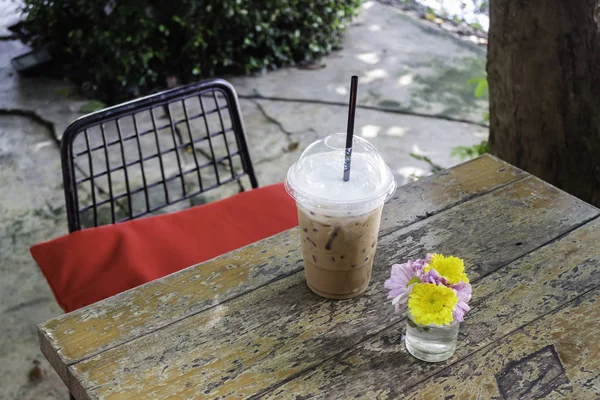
[{"left": 39, "top": 155, "right": 600, "bottom": 399}]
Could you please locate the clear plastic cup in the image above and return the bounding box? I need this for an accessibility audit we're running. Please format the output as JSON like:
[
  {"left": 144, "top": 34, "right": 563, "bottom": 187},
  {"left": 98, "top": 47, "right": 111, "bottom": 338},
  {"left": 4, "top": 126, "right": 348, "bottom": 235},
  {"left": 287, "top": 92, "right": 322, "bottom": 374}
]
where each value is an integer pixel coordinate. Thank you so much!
[{"left": 285, "top": 133, "right": 396, "bottom": 299}]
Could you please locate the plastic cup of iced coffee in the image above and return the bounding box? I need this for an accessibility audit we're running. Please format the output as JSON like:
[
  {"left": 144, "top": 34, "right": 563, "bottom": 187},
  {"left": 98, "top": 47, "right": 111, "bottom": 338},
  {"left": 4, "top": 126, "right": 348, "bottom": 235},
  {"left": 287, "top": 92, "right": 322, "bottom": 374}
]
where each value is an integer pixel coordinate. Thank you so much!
[{"left": 285, "top": 133, "right": 396, "bottom": 299}]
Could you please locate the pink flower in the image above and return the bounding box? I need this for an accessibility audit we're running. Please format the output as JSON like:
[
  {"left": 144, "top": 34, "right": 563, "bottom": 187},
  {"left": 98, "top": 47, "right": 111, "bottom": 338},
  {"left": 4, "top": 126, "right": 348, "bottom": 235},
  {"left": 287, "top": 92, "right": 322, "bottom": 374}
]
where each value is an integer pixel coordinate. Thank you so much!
[
  {"left": 413, "top": 254, "right": 448, "bottom": 285},
  {"left": 412, "top": 254, "right": 432, "bottom": 271},
  {"left": 384, "top": 261, "right": 420, "bottom": 311},
  {"left": 417, "top": 265, "right": 449, "bottom": 285},
  {"left": 451, "top": 281, "right": 472, "bottom": 322}
]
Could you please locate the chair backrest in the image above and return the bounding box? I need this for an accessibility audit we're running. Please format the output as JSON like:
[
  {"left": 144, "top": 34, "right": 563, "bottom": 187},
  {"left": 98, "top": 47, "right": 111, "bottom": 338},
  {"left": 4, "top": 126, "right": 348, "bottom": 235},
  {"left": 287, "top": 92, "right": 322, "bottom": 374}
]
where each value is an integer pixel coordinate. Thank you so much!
[{"left": 61, "top": 78, "right": 258, "bottom": 232}]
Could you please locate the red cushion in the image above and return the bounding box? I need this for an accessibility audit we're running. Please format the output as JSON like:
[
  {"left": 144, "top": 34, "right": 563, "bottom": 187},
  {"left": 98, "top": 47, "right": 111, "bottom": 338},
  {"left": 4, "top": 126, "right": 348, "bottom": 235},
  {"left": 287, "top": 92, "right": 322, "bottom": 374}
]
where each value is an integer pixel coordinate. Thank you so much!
[{"left": 30, "top": 183, "right": 298, "bottom": 312}]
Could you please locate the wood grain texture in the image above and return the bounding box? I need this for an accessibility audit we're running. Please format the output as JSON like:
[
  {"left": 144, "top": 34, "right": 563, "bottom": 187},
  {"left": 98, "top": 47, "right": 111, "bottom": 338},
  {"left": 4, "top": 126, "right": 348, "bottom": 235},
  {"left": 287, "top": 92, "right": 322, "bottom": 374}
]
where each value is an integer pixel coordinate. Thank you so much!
[
  {"left": 38, "top": 155, "right": 522, "bottom": 376},
  {"left": 378, "top": 154, "right": 525, "bottom": 235},
  {"left": 64, "top": 176, "right": 597, "bottom": 399},
  {"left": 39, "top": 228, "right": 302, "bottom": 383},
  {"left": 404, "top": 287, "right": 600, "bottom": 400},
  {"left": 261, "top": 219, "right": 600, "bottom": 399}
]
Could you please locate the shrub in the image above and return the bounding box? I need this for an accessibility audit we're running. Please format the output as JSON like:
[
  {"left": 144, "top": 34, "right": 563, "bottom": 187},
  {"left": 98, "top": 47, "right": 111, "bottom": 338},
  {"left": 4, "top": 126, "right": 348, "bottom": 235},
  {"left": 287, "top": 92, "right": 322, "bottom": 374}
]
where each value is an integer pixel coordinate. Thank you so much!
[{"left": 21, "top": 0, "right": 362, "bottom": 102}]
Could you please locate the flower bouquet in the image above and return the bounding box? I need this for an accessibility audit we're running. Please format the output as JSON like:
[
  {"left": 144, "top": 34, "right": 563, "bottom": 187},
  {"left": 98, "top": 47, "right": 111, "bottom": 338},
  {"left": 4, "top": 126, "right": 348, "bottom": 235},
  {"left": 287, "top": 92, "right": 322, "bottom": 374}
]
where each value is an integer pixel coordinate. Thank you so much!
[{"left": 384, "top": 254, "right": 472, "bottom": 362}]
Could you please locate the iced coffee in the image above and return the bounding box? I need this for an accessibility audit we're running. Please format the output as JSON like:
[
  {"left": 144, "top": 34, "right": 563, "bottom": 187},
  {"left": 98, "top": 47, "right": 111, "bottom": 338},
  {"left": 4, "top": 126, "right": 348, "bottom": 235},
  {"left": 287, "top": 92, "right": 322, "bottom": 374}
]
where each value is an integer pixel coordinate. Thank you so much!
[
  {"left": 285, "top": 133, "right": 396, "bottom": 299},
  {"left": 298, "top": 205, "right": 383, "bottom": 298}
]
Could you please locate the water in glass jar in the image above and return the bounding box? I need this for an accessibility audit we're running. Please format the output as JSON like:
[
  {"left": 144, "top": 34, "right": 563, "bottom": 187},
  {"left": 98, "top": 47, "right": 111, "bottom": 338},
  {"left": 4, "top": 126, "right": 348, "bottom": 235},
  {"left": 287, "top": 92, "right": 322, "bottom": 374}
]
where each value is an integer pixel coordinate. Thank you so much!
[{"left": 405, "top": 317, "right": 459, "bottom": 362}]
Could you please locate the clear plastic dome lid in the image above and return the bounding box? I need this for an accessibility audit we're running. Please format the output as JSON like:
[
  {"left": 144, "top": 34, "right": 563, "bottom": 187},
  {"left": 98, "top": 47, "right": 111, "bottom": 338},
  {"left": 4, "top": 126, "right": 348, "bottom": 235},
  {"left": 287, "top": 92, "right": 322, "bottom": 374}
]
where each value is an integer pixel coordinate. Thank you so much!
[{"left": 285, "top": 133, "right": 396, "bottom": 213}]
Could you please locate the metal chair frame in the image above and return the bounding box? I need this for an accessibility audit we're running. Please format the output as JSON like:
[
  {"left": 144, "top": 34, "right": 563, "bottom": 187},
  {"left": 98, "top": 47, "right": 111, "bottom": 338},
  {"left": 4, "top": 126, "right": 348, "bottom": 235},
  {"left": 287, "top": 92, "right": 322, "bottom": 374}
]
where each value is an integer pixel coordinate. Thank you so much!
[{"left": 60, "top": 78, "right": 258, "bottom": 233}]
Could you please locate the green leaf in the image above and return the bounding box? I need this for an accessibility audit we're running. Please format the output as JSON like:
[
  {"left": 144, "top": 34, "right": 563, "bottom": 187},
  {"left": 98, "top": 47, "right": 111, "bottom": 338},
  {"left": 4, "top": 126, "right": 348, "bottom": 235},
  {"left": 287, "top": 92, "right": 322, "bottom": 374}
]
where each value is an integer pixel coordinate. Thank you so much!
[
  {"left": 409, "top": 153, "right": 444, "bottom": 173},
  {"left": 172, "top": 15, "right": 184, "bottom": 26},
  {"left": 474, "top": 79, "right": 488, "bottom": 98},
  {"left": 450, "top": 141, "right": 490, "bottom": 161}
]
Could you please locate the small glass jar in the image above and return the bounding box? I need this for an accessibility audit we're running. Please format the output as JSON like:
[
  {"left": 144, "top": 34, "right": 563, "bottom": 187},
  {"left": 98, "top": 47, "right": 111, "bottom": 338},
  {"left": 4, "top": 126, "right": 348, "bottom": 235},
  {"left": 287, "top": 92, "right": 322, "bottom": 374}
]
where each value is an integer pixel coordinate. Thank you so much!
[{"left": 404, "top": 314, "right": 459, "bottom": 362}]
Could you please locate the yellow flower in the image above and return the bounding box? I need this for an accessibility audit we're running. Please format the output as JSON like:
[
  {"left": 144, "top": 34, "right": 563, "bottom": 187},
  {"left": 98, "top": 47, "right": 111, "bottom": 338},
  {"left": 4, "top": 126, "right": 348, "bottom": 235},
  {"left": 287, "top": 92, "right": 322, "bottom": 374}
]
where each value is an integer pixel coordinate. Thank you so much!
[
  {"left": 408, "top": 283, "right": 458, "bottom": 326},
  {"left": 425, "top": 254, "right": 469, "bottom": 284}
]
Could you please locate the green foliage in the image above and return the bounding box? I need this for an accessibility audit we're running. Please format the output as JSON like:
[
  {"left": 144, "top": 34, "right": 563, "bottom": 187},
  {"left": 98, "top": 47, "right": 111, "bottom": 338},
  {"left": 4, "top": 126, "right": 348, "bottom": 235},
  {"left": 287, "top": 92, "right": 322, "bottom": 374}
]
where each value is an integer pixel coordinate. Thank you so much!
[
  {"left": 478, "top": 1, "right": 489, "bottom": 13},
  {"left": 21, "top": 0, "right": 361, "bottom": 102},
  {"left": 450, "top": 140, "right": 489, "bottom": 161},
  {"left": 469, "top": 22, "right": 483, "bottom": 31},
  {"left": 460, "top": 76, "right": 490, "bottom": 160},
  {"left": 467, "top": 75, "right": 489, "bottom": 123},
  {"left": 467, "top": 76, "right": 488, "bottom": 98},
  {"left": 409, "top": 153, "right": 444, "bottom": 173}
]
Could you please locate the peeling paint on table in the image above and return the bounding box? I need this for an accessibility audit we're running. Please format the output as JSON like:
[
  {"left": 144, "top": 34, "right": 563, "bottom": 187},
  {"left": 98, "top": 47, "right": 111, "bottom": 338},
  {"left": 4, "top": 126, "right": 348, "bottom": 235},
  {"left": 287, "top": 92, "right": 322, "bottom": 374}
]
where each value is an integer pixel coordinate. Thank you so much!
[{"left": 37, "top": 155, "right": 600, "bottom": 399}]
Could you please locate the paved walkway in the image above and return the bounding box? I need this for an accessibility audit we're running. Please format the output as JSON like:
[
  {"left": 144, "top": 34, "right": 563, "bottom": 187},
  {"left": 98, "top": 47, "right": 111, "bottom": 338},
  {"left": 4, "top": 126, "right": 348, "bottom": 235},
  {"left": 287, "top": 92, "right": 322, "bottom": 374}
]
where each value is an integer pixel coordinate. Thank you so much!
[{"left": 0, "top": 1, "right": 487, "bottom": 398}]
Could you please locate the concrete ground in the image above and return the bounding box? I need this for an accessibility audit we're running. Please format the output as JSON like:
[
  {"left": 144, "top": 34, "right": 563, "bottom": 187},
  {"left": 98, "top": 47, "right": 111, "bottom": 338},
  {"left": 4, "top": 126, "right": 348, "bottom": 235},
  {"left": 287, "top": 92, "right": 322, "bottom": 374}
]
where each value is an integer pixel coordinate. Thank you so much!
[{"left": 0, "top": 1, "right": 487, "bottom": 399}]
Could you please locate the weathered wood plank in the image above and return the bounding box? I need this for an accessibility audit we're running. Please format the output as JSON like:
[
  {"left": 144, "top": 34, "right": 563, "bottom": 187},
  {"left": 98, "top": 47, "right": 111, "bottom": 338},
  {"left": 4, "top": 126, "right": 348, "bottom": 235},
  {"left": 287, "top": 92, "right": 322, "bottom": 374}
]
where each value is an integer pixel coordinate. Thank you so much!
[
  {"left": 260, "top": 219, "right": 600, "bottom": 399},
  {"left": 38, "top": 155, "right": 522, "bottom": 377},
  {"left": 404, "top": 287, "right": 600, "bottom": 400},
  {"left": 378, "top": 154, "right": 525, "bottom": 234},
  {"left": 66, "top": 176, "right": 597, "bottom": 399},
  {"left": 39, "top": 228, "right": 302, "bottom": 385}
]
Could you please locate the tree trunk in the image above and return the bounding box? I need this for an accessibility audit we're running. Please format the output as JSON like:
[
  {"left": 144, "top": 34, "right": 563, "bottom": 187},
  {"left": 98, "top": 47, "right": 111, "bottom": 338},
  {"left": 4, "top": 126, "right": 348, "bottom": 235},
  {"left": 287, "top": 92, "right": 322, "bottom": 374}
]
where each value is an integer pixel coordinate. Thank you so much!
[{"left": 488, "top": 0, "right": 600, "bottom": 207}]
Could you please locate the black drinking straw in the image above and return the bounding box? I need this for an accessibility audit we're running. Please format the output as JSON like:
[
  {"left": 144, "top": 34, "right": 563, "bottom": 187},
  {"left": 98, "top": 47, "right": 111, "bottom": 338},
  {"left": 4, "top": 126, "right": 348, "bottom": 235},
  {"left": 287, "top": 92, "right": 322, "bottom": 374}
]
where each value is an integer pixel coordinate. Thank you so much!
[{"left": 343, "top": 75, "right": 358, "bottom": 181}]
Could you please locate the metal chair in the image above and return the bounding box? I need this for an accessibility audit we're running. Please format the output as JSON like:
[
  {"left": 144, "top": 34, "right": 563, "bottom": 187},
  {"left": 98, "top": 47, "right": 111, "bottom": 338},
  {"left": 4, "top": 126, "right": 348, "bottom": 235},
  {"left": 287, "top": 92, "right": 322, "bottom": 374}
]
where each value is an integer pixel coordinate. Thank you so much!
[
  {"left": 61, "top": 80, "right": 258, "bottom": 400},
  {"left": 61, "top": 78, "right": 258, "bottom": 232}
]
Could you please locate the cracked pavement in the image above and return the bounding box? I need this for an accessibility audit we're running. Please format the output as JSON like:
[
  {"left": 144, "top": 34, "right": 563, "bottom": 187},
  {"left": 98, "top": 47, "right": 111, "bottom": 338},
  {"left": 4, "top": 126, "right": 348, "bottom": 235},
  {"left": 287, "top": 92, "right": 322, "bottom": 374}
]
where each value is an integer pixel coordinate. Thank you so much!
[{"left": 0, "top": 1, "right": 487, "bottom": 398}]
